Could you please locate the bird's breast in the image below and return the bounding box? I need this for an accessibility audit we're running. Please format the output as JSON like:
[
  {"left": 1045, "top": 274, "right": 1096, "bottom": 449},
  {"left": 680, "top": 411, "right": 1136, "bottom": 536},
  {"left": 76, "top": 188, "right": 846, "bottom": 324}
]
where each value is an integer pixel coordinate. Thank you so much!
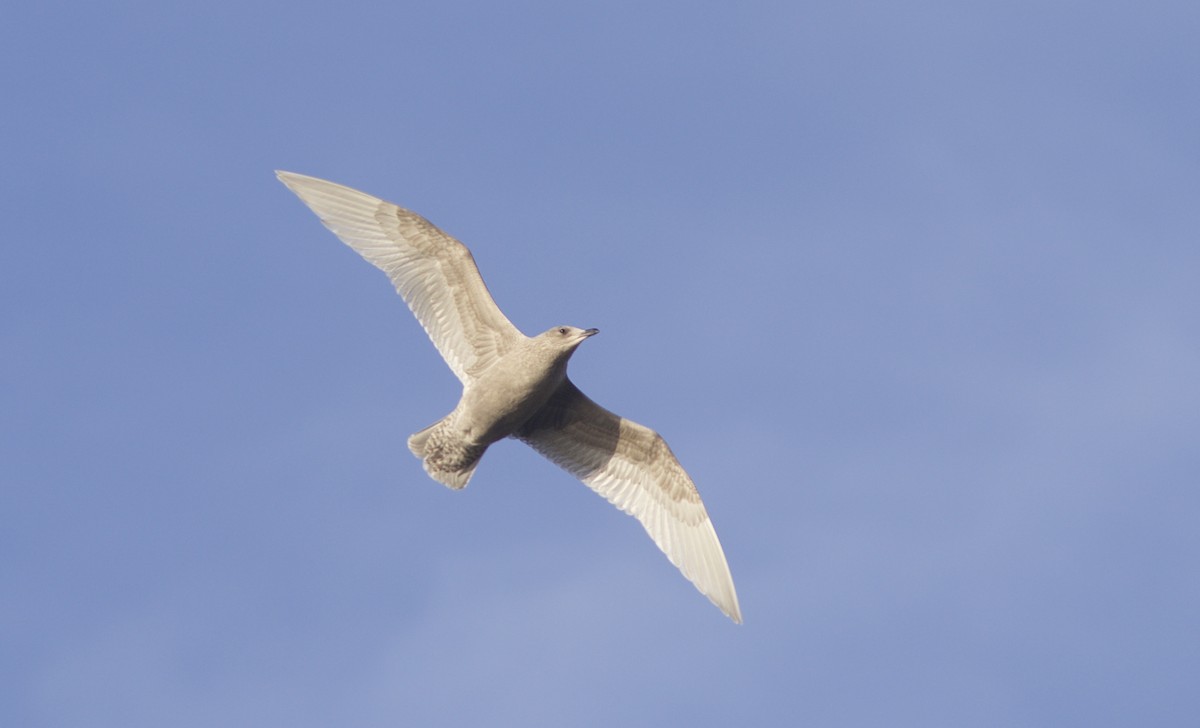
[{"left": 457, "top": 357, "right": 567, "bottom": 445}]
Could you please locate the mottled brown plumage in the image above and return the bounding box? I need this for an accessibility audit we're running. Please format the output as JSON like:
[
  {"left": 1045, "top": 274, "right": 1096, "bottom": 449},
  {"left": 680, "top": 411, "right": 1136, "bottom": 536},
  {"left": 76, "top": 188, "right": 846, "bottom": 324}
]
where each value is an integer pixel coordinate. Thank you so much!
[{"left": 277, "top": 171, "right": 741, "bottom": 622}]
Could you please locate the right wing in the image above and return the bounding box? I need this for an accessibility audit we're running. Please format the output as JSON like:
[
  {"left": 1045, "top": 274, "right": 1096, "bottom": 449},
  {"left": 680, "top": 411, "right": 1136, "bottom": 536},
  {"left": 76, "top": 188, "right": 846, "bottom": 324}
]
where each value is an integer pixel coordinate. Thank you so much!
[{"left": 277, "top": 171, "right": 524, "bottom": 383}]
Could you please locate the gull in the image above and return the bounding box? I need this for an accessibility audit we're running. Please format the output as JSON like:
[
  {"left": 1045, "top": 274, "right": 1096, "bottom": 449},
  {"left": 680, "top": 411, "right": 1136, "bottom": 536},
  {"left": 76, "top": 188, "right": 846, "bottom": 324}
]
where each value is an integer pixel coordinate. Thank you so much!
[{"left": 277, "top": 171, "right": 742, "bottom": 623}]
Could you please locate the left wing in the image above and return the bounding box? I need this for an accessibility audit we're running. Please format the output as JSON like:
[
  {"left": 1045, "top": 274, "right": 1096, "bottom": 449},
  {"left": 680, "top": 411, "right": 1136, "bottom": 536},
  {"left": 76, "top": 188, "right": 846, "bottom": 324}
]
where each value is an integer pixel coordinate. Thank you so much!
[{"left": 516, "top": 380, "right": 741, "bottom": 623}]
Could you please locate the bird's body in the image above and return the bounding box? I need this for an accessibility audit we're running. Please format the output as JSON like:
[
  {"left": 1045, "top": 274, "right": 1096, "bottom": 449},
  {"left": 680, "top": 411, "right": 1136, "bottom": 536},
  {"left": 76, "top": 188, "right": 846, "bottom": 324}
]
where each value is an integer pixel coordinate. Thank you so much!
[
  {"left": 277, "top": 171, "right": 742, "bottom": 623},
  {"left": 409, "top": 326, "right": 595, "bottom": 489}
]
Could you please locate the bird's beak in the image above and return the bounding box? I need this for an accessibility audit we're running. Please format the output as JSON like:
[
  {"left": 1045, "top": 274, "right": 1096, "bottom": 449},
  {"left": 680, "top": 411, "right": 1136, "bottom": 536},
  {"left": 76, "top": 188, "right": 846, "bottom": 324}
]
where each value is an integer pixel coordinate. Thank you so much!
[{"left": 582, "top": 328, "right": 600, "bottom": 337}]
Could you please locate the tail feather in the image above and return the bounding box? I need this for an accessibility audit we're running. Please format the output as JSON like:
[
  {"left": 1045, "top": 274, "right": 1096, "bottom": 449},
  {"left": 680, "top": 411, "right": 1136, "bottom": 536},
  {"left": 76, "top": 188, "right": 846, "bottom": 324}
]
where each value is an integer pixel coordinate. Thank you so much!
[
  {"left": 408, "top": 415, "right": 487, "bottom": 490},
  {"left": 407, "top": 421, "right": 437, "bottom": 458},
  {"left": 422, "top": 455, "right": 482, "bottom": 490}
]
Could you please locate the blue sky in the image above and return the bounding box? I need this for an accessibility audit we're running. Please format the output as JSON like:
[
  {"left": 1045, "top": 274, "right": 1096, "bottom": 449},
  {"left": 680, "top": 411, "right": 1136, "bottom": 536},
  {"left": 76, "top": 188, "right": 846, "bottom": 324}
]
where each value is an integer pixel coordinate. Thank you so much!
[{"left": 4, "top": 1, "right": 1198, "bottom": 725}]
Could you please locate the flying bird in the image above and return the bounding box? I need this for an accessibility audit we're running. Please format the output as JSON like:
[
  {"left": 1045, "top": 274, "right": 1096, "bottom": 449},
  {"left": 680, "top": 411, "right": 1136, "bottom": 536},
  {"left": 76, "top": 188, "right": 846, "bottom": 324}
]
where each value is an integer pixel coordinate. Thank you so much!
[{"left": 277, "top": 171, "right": 741, "bottom": 623}]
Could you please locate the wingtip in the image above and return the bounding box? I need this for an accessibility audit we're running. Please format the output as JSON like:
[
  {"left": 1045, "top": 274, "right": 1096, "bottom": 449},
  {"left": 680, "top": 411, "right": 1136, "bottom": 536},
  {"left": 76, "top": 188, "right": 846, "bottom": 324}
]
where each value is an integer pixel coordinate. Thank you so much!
[
  {"left": 717, "top": 594, "right": 743, "bottom": 624},
  {"left": 275, "top": 171, "right": 328, "bottom": 200},
  {"left": 275, "top": 169, "right": 303, "bottom": 187}
]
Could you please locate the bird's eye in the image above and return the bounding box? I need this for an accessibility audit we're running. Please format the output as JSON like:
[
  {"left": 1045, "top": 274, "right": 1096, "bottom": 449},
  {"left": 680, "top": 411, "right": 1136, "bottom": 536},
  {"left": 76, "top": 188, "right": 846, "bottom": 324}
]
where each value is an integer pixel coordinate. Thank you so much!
[{"left": 558, "top": 327, "right": 568, "bottom": 335}]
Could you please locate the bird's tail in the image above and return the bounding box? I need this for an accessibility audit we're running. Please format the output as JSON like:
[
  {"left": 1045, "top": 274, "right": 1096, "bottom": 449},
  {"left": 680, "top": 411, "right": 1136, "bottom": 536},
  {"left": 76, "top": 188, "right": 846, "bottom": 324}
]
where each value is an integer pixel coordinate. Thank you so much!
[{"left": 408, "top": 415, "right": 486, "bottom": 490}]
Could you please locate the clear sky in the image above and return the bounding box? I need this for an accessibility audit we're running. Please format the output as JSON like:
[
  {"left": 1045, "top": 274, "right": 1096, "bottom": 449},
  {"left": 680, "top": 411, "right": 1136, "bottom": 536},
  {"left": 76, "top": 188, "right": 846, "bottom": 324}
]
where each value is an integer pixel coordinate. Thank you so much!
[{"left": 4, "top": 1, "right": 1198, "bottom": 726}]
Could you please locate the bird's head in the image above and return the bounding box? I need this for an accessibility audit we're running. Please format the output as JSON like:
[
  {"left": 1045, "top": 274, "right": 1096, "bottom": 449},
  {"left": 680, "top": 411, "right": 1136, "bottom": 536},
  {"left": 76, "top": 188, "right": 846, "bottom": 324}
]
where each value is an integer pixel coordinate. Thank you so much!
[{"left": 538, "top": 325, "right": 600, "bottom": 354}]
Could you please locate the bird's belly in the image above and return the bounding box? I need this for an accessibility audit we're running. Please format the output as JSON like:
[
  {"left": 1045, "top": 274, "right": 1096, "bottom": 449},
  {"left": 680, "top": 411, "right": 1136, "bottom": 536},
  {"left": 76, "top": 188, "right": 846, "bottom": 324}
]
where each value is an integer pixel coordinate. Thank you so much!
[{"left": 456, "top": 366, "right": 564, "bottom": 445}]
